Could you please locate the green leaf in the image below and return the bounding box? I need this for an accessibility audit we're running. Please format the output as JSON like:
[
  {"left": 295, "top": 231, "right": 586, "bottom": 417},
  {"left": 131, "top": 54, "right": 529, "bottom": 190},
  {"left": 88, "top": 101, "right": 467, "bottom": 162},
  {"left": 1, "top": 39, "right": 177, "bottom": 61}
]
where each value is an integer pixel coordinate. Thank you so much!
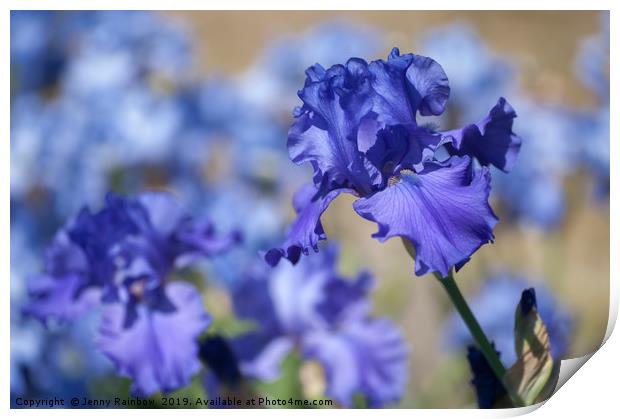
[{"left": 504, "top": 288, "right": 559, "bottom": 405}]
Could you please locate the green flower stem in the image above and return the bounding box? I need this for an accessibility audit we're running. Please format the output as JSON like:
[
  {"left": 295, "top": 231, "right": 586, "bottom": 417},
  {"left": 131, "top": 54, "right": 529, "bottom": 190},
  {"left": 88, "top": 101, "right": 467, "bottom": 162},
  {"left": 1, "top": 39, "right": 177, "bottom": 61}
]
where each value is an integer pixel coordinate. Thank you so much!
[{"left": 434, "top": 271, "right": 525, "bottom": 407}]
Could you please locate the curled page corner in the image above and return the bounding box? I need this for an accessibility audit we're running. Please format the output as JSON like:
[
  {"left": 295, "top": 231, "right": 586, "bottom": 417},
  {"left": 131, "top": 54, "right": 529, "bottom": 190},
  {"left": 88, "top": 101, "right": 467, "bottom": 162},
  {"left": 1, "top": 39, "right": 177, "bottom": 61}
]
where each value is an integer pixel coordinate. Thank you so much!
[
  {"left": 544, "top": 289, "right": 617, "bottom": 400},
  {"left": 522, "top": 287, "right": 617, "bottom": 409},
  {"left": 554, "top": 283, "right": 618, "bottom": 392},
  {"left": 556, "top": 354, "right": 595, "bottom": 390}
]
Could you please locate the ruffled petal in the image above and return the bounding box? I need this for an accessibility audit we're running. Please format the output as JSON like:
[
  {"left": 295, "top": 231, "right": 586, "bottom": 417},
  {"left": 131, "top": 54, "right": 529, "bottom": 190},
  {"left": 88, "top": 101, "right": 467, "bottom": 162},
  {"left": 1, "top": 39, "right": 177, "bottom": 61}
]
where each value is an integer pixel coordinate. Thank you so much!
[
  {"left": 267, "top": 245, "right": 371, "bottom": 333},
  {"left": 288, "top": 59, "right": 375, "bottom": 194},
  {"left": 264, "top": 185, "right": 351, "bottom": 266},
  {"left": 97, "top": 282, "right": 211, "bottom": 396},
  {"left": 138, "top": 191, "right": 242, "bottom": 263},
  {"left": 441, "top": 97, "right": 521, "bottom": 172},
  {"left": 22, "top": 273, "right": 100, "bottom": 323},
  {"left": 302, "top": 319, "right": 409, "bottom": 408},
  {"left": 369, "top": 47, "right": 450, "bottom": 125},
  {"left": 23, "top": 228, "right": 100, "bottom": 323},
  {"left": 353, "top": 156, "right": 497, "bottom": 277},
  {"left": 401, "top": 50, "right": 451, "bottom": 117}
]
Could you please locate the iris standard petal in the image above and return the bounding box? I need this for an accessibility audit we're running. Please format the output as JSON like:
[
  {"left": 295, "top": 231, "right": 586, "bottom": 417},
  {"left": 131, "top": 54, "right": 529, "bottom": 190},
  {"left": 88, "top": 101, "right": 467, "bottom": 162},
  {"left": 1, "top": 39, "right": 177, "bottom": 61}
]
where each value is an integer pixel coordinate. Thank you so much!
[
  {"left": 441, "top": 97, "right": 521, "bottom": 172},
  {"left": 353, "top": 156, "right": 497, "bottom": 277},
  {"left": 369, "top": 48, "right": 450, "bottom": 125},
  {"left": 97, "top": 282, "right": 210, "bottom": 396},
  {"left": 138, "top": 191, "right": 189, "bottom": 237},
  {"left": 288, "top": 60, "right": 375, "bottom": 194}
]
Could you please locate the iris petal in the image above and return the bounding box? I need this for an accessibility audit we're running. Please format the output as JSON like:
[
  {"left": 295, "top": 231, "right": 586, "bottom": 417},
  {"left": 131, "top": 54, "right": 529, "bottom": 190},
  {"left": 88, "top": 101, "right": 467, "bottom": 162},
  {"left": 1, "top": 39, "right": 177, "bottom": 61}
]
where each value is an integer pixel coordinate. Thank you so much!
[
  {"left": 441, "top": 97, "right": 521, "bottom": 172},
  {"left": 302, "top": 319, "right": 408, "bottom": 408},
  {"left": 364, "top": 124, "right": 441, "bottom": 187},
  {"left": 353, "top": 156, "right": 497, "bottom": 277},
  {"left": 288, "top": 60, "right": 375, "bottom": 195},
  {"left": 237, "top": 336, "right": 295, "bottom": 381},
  {"left": 265, "top": 184, "right": 352, "bottom": 266},
  {"left": 22, "top": 273, "right": 100, "bottom": 323},
  {"left": 97, "top": 282, "right": 210, "bottom": 396},
  {"left": 369, "top": 47, "right": 450, "bottom": 125}
]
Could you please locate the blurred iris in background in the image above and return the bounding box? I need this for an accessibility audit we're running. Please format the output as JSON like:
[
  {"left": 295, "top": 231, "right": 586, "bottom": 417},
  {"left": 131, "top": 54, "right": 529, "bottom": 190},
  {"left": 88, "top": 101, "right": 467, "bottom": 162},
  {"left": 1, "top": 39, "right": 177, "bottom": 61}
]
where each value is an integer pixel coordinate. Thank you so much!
[
  {"left": 232, "top": 245, "right": 408, "bottom": 407},
  {"left": 24, "top": 191, "right": 239, "bottom": 396}
]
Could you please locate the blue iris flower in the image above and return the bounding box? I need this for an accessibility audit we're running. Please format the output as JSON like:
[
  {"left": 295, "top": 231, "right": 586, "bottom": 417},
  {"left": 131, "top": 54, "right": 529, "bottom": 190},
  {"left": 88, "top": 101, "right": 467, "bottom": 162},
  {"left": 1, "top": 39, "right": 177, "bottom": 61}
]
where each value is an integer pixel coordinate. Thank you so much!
[
  {"left": 23, "top": 192, "right": 240, "bottom": 396},
  {"left": 232, "top": 245, "right": 408, "bottom": 407},
  {"left": 266, "top": 48, "right": 521, "bottom": 277},
  {"left": 443, "top": 275, "right": 573, "bottom": 366}
]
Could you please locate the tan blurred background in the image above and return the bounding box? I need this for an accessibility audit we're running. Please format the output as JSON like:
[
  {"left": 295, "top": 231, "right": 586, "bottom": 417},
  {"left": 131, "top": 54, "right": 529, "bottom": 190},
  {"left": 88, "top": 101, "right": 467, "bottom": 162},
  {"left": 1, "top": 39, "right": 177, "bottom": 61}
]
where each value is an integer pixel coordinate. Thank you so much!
[
  {"left": 171, "top": 11, "right": 602, "bottom": 106},
  {"left": 168, "top": 11, "right": 609, "bottom": 408}
]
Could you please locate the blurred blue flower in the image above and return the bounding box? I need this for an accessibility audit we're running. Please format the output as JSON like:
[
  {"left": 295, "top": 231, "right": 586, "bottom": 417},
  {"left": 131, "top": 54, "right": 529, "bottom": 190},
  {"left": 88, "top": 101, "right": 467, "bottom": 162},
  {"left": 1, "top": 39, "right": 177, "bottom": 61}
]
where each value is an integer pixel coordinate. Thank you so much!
[
  {"left": 10, "top": 15, "right": 294, "bottom": 398},
  {"left": 10, "top": 11, "right": 66, "bottom": 92},
  {"left": 266, "top": 48, "right": 520, "bottom": 277},
  {"left": 443, "top": 275, "right": 573, "bottom": 366},
  {"left": 201, "top": 183, "right": 287, "bottom": 287},
  {"left": 575, "top": 12, "right": 609, "bottom": 103},
  {"left": 11, "top": 225, "right": 111, "bottom": 401},
  {"left": 10, "top": 11, "right": 208, "bottom": 218},
  {"left": 574, "top": 11, "right": 609, "bottom": 199},
  {"left": 232, "top": 245, "right": 408, "bottom": 407},
  {"left": 24, "top": 192, "right": 239, "bottom": 396},
  {"left": 491, "top": 97, "right": 582, "bottom": 229}
]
